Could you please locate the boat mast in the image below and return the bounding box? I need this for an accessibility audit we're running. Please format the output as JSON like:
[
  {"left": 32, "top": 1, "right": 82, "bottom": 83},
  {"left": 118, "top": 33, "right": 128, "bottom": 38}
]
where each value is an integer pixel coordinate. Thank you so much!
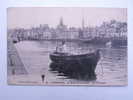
[{"left": 82, "top": 8, "right": 85, "bottom": 39}]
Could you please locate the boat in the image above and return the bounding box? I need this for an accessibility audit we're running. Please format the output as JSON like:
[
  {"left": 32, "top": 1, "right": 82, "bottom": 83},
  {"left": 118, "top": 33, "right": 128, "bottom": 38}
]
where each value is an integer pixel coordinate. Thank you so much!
[
  {"left": 49, "top": 49, "right": 100, "bottom": 79},
  {"left": 111, "top": 39, "right": 127, "bottom": 48},
  {"left": 12, "top": 37, "right": 19, "bottom": 44}
]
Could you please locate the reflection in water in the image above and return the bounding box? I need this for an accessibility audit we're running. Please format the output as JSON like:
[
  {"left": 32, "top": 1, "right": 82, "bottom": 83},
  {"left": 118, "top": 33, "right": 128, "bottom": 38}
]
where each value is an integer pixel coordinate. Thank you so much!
[
  {"left": 16, "top": 41, "right": 127, "bottom": 85},
  {"left": 50, "top": 62, "right": 97, "bottom": 81}
]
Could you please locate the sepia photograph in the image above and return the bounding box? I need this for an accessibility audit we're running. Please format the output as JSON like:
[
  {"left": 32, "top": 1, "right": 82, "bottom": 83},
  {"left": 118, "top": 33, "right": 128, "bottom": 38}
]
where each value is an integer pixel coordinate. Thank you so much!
[{"left": 7, "top": 7, "right": 127, "bottom": 86}]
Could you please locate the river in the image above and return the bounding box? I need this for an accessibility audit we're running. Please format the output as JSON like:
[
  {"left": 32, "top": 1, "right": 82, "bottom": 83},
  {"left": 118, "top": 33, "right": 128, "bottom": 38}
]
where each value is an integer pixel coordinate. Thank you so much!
[{"left": 14, "top": 40, "right": 127, "bottom": 86}]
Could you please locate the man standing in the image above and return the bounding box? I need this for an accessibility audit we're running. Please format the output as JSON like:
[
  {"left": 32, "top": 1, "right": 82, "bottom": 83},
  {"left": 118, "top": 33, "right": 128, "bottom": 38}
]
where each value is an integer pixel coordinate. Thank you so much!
[
  {"left": 56, "top": 41, "right": 67, "bottom": 53},
  {"left": 41, "top": 74, "right": 45, "bottom": 83}
]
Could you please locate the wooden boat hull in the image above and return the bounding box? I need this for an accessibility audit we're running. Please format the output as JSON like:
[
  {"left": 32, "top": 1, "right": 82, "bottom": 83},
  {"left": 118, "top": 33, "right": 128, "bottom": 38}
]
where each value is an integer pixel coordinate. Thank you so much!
[{"left": 49, "top": 50, "right": 100, "bottom": 79}]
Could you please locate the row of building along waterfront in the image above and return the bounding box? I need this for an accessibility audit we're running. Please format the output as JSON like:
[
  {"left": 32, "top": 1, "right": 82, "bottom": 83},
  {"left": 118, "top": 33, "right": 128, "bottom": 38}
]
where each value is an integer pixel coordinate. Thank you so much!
[{"left": 8, "top": 18, "right": 127, "bottom": 41}]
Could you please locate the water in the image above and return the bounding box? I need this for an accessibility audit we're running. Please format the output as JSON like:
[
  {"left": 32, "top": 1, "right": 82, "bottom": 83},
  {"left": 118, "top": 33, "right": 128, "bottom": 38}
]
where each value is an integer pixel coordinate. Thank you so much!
[{"left": 15, "top": 41, "right": 127, "bottom": 85}]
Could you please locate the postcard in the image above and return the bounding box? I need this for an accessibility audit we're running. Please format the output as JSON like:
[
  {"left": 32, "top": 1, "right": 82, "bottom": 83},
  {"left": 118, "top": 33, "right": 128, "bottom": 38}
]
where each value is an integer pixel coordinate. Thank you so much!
[{"left": 7, "top": 7, "right": 127, "bottom": 86}]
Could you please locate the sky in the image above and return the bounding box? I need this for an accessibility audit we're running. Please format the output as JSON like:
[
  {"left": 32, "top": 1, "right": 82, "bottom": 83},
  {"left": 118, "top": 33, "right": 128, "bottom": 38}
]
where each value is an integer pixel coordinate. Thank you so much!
[{"left": 7, "top": 7, "right": 127, "bottom": 29}]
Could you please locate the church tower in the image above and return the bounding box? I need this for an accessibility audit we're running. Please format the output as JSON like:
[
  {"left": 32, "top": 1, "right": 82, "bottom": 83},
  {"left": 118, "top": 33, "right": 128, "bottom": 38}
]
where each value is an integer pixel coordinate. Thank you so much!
[
  {"left": 60, "top": 17, "right": 63, "bottom": 26},
  {"left": 57, "top": 17, "right": 67, "bottom": 29}
]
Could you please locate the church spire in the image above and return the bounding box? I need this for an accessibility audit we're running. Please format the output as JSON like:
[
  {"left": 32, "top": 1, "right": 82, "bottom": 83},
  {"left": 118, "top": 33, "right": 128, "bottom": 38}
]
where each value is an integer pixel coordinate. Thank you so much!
[{"left": 60, "top": 17, "right": 63, "bottom": 26}]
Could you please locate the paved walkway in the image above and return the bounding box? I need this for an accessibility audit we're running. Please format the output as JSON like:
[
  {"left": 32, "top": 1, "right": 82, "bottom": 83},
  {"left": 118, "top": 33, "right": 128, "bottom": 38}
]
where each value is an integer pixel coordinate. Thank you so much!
[{"left": 7, "top": 40, "right": 28, "bottom": 75}]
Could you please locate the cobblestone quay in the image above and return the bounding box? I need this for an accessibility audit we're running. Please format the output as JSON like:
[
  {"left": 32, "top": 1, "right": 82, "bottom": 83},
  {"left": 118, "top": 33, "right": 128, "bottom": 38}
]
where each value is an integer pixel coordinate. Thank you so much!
[{"left": 7, "top": 40, "right": 28, "bottom": 75}]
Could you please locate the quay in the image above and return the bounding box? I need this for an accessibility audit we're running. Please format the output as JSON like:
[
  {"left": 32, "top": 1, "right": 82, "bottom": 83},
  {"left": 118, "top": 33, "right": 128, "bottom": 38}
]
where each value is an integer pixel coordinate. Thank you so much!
[{"left": 7, "top": 40, "right": 28, "bottom": 75}]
